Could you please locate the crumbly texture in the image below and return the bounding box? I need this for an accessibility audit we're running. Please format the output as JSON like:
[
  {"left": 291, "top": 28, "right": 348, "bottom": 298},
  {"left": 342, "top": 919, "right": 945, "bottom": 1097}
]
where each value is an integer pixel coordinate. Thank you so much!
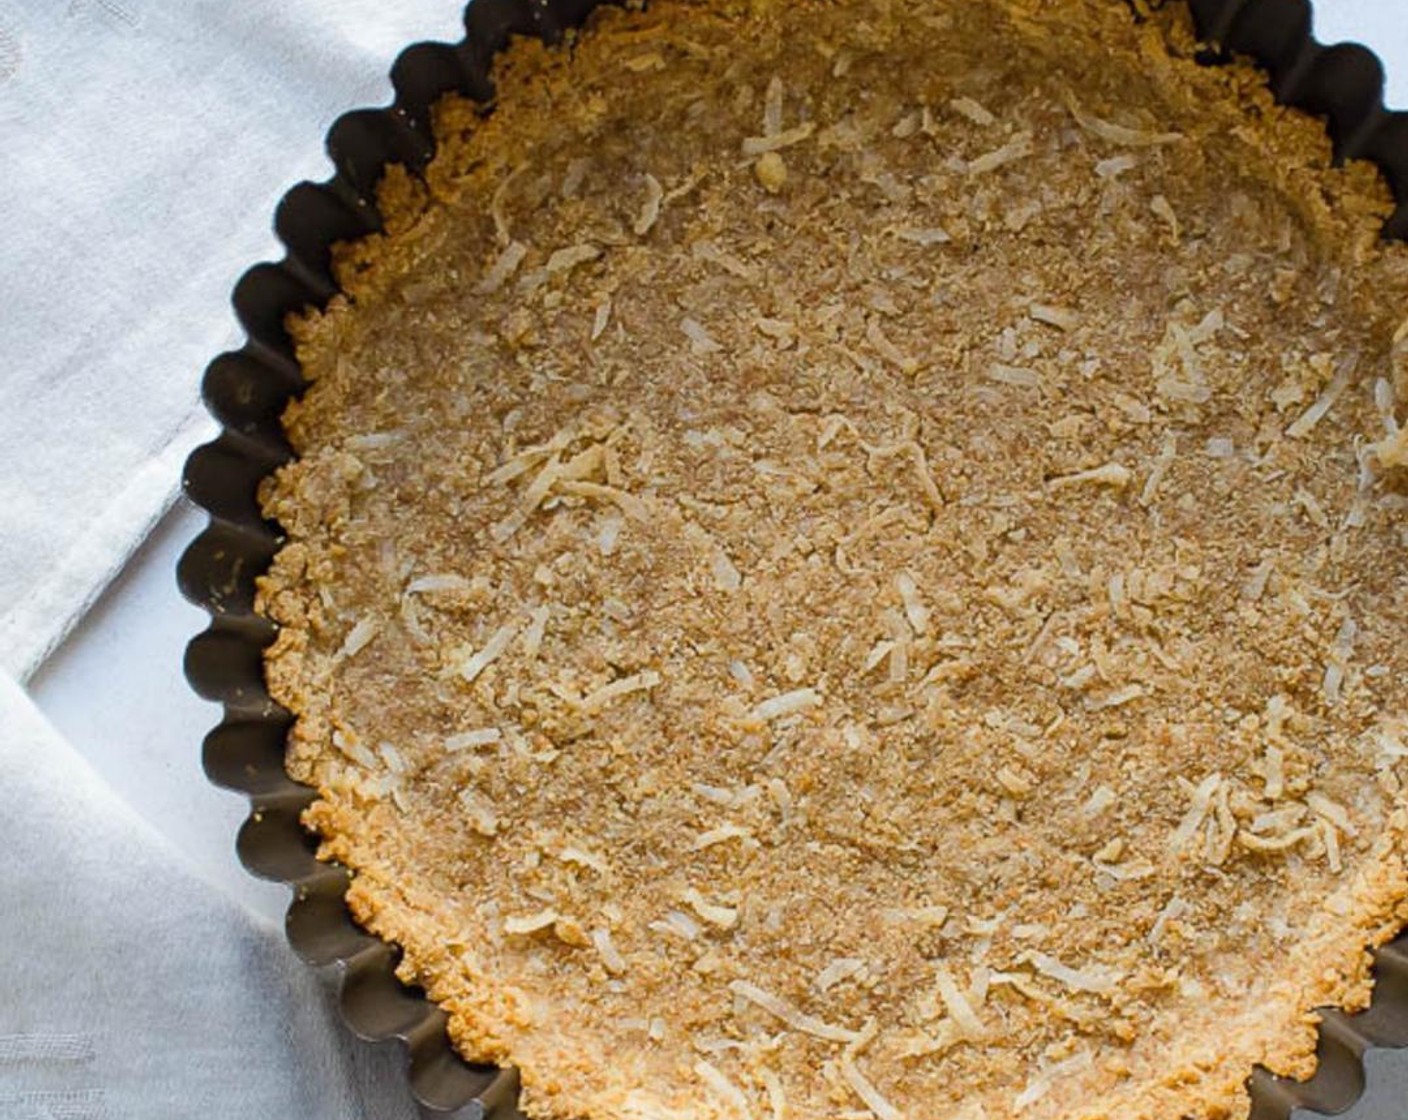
[{"left": 257, "top": 2, "right": 1408, "bottom": 1119}]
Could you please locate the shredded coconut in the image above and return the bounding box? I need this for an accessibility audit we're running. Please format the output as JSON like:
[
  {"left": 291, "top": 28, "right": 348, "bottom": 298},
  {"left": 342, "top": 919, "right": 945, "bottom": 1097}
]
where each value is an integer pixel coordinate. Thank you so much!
[
  {"left": 741, "top": 122, "right": 815, "bottom": 155},
  {"left": 579, "top": 670, "right": 662, "bottom": 714},
  {"left": 1064, "top": 90, "right": 1182, "bottom": 146},
  {"left": 694, "top": 1060, "right": 753, "bottom": 1119},
  {"left": 591, "top": 927, "right": 628, "bottom": 974},
  {"left": 752, "top": 688, "right": 822, "bottom": 722},
  {"left": 336, "top": 617, "right": 380, "bottom": 660},
  {"left": 1020, "top": 951, "right": 1123, "bottom": 994},
  {"left": 814, "top": 958, "right": 867, "bottom": 994},
  {"left": 1287, "top": 353, "right": 1357, "bottom": 438},
  {"left": 634, "top": 174, "right": 665, "bottom": 236},
  {"left": 840, "top": 1057, "right": 903, "bottom": 1120},
  {"left": 1048, "top": 463, "right": 1132, "bottom": 490},
  {"left": 729, "top": 980, "right": 863, "bottom": 1043},
  {"left": 933, "top": 963, "right": 987, "bottom": 1038},
  {"left": 458, "top": 622, "right": 520, "bottom": 683}
]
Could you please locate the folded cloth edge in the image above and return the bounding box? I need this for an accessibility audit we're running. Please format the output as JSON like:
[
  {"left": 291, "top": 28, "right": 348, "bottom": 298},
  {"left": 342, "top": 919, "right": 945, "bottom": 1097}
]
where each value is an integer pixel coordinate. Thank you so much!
[{"left": 0, "top": 409, "right": 215, "bottom": 683}]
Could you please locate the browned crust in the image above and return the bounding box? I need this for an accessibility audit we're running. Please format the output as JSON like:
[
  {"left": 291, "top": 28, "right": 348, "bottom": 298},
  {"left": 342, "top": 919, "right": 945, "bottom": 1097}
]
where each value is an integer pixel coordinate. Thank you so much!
[{"left": 257, "top": 2, "right": 1408, "bottom": 1119}]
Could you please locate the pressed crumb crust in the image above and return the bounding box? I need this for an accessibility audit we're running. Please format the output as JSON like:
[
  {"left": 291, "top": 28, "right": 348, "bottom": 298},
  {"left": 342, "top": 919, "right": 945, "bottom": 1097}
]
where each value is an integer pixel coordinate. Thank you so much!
[{"left": 257, "top": 2, "right": 1408, "bottom": 1118}]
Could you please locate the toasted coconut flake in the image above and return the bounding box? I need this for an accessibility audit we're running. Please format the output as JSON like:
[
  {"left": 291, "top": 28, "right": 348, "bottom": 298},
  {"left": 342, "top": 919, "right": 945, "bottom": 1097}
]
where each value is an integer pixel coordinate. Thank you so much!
[
  {"left": 458, "top": 622, "right": 520, "bottom": 683},
  {"left": 683, "top": 887, "right": 739, "bottom": 929},
  {"left": 692, "top": 240, "right": 760, "bottom": 282},
  {"left": 894, "top": 572, "right": 930, "bottom": 634},
  {"left": 407, "top": 573, "right": 471, "bottom": 595},
  {"left": 1287, "top": 353, "right": 1356, "bottom": 438},
  {"left": 1082, "top": 786, "right": 1116, "bottom": 817},
  {"left": 1370, "top": 425, "right": 1408, "bottom": 470},
  {"left": 752, "top": 688, "right": 822, "bottom": 722},
  {"left": 504, "top": 909, "right": 559, "bottom": 936},
  {"left": 478, "top": 240, "right": 528, "bottom": 294},
  {"left": 1322, "top": 616, "right": 1357, "bottom": 705},
  {"left": 988, "top": 364, "right": 1040, "bottom": 388},
  {"left": 996, "top": 766, "right": 1033, "bottom": 798},
  {"left": 1111, "top": 392, "right": 1150, "bottom": 424},
  {"left": 457, "top": 788, "right": 499, "bottom": 836},
  {"left": 546, "top": 243, "right": 602, "bottom": 274},
  {"left": 1171, "top": 773, "right": 1221, "bottom": 851},
  {"left": 840, "top": 1056, "right": 903, "bottom": 1120},
  {"left": 683, "top": 317, "right": 723, "bottom": 354},
  {"left": 1151, "top": 194, "right": 1180, "bottom": 242},
  {"left": 895, "top": 227, "right": 952, "bottom": 246},
  {"left": 591, "top": 927, "right": 628, "bottom": 974},
  {"left": 489, "top": 165, "right": 522, "bottom": 245},
  {"left": 591, "top": 299, "right": 613, "bottom": 341},
  {"left": 580, "top": 670, "right": 662, "bottom": 714},
  {"left": 1321, "top": 818, "right": 1343, "bottom": 872},
  {"left": 1021, "top": 950, "right": 1122, "bottom": 994},
  {"left": 559, "top": 846, "right": 609, "bottom": 874},
  {"left": 1242, "top": 559, "right": 1274, "bottom": 603},
  {"left": 337, "top": 617, "right": 380, "bottom": 660},
  {"left": 949, "top": 96, "right": 995, "bottom": 125},
  {"left": 490, "top": 455, "right": 562, "bottom": 540},
  {"left": 1064, "top": 91, "right": 1182, "bottom": 146},
  {"left": 1239, "top": 827, "right": 1317, "bottom": 852},
  {"left": 695, "top": 1060, "right": 753, "bottom": 1119},
  {"left": 885, "top": 905, "right": 950, "bottom": 927},
  {"left": 651, "top": 909, "right": 702, "bottom": 941},
  {"left": 713, "top": 549, "right": 743, "bottom": 591},
  {"left": 1094, "top": 154, "right": 1138, "bottom": 179},
  {"left": 1029, "top": 304, "right": 1080, "bottom": 331},
  {"left": 1251, "top": 805, "right": 1306, "bottom": 834},
  {"left": 557, "top": 479, "right": 649, "bottom": 520},
  {"left": 862, "top": 439, "right": 946, "bottom": 511},
  {"left": 1307, "top": 792, "right": 1356, "bottom": 836},
  {"left": 1157, "top": 378, "right": 1212, "bottom": 404},
  {"left": 344, "top": 431, "right": 403, "bottom": 452},
  {"left": 763, "top": 76, "right": 785, "bottom": 137},
  {"left": 445, "top": 727, "right": 502, "bottom": 751},
  {"left": 1014, "top": 1052, "right": 1093, "bottom": 1113},
  {"left": 332, "top": 730, "right": 379, "bottom": 771},
  {"left": 814, "top": 958, "right": 867, "bottom": 994},
  {"left": 1261, "top": 745, "right": 1286, "bottom": 801},
  {"left": 968, "top": 131, "right": 1032, "bottom": 175},
  {"left": 1048, "top": 463, "right": 1131, "bottom": 491},
  {"left": 1086, "top": 683, "right": 1145, "bottom": 711},
  {"left": 378, "top": 742, "right": 407, "bottom": 773},
  {"left": 486, "top": 430, "right": 572, "bottom": 485},
  {"left": 741, "top": 121, "right": 815, "bottom": 155},
  {"left": 1093, "top": 858, "right": 1155, "bottom": 881},
  {"left": 754, "top": 152, "right": 788, "bottom": 193},
  {"left": 755, "top": 317, "right": 796, "bottom": 340},
  {"left": 933, "top": 963, "right": 986, "bottom": 1038},
  {"left": 694, "top": 823, "right": 753, "bottom": 850},
  {"left": 521, "top": 605, "right": 550, "bottom": 659},
  {"left": 866, "top": 318, "right": 918, "bottom": 374},
  {"left": 622, "top": 51, "right": 664, "bottom": 72},
  {"left": 729, "top": 980, "right": 863, "bottom": 1043},
  {"left": 634, "top": 173, "right": 665, "bottom": 236},
  {"left": 1148, "top": 895, "right": 1189, "bottom": 945}
]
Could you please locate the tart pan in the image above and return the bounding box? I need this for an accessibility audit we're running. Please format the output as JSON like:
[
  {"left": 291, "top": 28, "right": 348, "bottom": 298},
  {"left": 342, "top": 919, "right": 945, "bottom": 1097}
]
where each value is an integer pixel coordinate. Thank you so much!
[{"left": 178, "top": 1, "right": 1408, "bottom": 1116}]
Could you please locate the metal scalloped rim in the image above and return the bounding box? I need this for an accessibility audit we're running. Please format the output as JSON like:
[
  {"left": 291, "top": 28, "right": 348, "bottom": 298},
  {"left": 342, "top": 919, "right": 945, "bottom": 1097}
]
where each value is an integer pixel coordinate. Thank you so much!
[{"left": 177, "top": 1, "right": 1408, "bottom": 1117}]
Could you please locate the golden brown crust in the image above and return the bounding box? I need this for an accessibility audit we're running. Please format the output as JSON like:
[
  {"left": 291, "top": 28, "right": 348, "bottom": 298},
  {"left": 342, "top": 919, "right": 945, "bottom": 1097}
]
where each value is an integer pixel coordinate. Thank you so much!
[{"left": 258, "top": 2, "right": 1408, "bottom": 1119}]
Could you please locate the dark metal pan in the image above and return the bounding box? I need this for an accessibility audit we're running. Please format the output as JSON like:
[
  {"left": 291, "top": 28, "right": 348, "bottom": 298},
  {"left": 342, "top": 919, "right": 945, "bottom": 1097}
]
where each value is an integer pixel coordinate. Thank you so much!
[{"left": 177, "top": 1, "right": 1408, "bottom": 1115}]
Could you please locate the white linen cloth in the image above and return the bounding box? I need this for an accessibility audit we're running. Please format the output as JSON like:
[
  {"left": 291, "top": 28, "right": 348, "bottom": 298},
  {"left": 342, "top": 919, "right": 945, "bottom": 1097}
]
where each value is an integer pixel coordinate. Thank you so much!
[
  {"left": 0, "top": 2, "right": 1404, "bottom": 1120},
  {"left": 0, "top": 4, "right": 469, "bottom": 1117},
  {"left": 0, "top": 0, "right": 468, "bottom": 682},
  {"left": 0, "top": 671, "right": 421, "bottom": 1120}
]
